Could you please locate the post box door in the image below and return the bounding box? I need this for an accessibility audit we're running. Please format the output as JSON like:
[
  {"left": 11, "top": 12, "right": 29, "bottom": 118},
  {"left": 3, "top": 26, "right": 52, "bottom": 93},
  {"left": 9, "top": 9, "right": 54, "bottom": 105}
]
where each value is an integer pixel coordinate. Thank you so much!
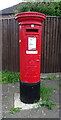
[{"left": 19, "top": 25, "right": 42, "bottom": 83}]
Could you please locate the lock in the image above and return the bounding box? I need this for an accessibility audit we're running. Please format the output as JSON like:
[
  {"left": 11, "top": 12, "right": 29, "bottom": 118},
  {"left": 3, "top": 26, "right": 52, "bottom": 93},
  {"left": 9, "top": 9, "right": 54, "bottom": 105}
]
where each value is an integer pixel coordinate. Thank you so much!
[{"left": 36, "top": 59, "right": 40, "bottom": 62}]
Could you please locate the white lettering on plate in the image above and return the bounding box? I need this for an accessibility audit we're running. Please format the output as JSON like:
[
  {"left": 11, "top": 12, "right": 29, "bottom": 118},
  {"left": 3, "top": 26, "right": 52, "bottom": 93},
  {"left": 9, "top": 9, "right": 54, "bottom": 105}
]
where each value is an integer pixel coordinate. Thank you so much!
[{"left": 26, "top": 51, "right": 38, "bottom": 54}]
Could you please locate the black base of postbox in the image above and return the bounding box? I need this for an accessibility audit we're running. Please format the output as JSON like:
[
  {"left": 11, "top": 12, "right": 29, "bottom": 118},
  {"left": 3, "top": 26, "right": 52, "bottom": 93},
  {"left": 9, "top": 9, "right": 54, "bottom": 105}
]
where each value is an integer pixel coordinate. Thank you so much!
[{"left": 20, "top": 81, "right": 40, "bottom": 104}]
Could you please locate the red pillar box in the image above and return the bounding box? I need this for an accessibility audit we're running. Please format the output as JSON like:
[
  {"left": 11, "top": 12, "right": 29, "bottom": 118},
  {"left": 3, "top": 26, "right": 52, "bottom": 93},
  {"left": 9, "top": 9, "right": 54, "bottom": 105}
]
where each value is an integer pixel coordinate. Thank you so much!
[{"left": 15, "top": 12, "right": 46, "bottom": 103}]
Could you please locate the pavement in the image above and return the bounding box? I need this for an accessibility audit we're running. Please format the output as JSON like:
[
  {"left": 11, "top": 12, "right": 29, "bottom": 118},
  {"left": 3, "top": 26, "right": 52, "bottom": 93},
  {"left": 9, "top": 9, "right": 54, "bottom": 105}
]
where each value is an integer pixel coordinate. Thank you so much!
[{"left": 1, "top": 73, "right": 60, "bottom": 119}]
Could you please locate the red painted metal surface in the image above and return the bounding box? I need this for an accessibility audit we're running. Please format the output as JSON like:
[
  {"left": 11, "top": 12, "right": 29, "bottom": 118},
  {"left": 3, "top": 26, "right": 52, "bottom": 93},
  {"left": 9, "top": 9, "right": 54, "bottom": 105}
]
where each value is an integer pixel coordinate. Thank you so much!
[{"left": 15, "top": 12, "right": 46, "bottom": 83}]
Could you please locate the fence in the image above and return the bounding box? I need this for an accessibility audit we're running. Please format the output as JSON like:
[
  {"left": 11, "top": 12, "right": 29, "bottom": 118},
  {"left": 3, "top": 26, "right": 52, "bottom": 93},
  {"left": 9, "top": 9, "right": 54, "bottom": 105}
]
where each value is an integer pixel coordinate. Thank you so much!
[{"left": 2, "top": 17, "right": 61, "bottom": 73}]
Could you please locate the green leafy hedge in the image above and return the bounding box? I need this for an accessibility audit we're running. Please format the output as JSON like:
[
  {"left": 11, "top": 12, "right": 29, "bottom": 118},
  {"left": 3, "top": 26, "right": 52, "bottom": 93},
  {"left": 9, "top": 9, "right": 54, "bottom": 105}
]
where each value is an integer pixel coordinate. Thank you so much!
[{"left": 15, "top": 2, "right": 61, "bottom": 16}]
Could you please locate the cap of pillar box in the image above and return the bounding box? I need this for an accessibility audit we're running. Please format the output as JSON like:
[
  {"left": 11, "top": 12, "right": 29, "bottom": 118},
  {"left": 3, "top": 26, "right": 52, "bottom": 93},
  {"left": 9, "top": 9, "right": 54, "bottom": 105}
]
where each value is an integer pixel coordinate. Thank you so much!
[{"left": 15, "top": 12, "right": 46, "bottom": 24}]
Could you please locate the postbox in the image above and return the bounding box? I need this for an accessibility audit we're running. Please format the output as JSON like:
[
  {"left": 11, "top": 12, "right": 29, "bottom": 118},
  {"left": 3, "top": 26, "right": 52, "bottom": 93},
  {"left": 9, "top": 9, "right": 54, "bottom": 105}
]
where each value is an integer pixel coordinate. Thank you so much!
[{"left": 15, "top": 12, "right": 46, "bottom": 103}]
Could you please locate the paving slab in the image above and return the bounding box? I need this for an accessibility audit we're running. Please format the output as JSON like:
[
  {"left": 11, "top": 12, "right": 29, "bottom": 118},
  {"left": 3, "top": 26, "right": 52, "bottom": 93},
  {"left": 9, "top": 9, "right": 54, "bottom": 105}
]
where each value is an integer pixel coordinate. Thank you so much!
[
  {"left": 41, "top": 73, "right": 60, "bottom": 78},
  {"left": 14, "top": 93, "right": 42, "bottom": 110}
]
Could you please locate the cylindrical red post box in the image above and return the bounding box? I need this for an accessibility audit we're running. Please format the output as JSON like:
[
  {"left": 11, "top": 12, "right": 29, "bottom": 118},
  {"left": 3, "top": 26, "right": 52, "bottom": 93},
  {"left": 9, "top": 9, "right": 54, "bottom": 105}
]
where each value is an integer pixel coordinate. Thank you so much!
[{"left": 15, "top": 12, "right": 46, "bottom": 103}]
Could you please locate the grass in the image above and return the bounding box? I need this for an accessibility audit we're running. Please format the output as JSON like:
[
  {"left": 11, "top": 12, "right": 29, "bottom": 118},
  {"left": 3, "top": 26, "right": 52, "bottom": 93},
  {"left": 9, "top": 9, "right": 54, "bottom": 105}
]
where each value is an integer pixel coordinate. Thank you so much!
[
  {"left": 37, "top": 83, "right": 57, "bottom": 110},
  {"left": 0, "top": 70, "right": 20, "bottom": 84},
  {"left": 59, "top": 82, "right": 61, "bottom": 87},
  {"left": 10, "top": 107, "right": 22, "bottom": 114}
]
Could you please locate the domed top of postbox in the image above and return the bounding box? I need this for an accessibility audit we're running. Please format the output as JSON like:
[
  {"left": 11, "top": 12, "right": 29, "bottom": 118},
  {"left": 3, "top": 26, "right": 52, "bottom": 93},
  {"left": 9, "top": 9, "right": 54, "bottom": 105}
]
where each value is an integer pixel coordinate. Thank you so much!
[{"left": 15, "top": 12, "right": 46, "bottom": 25}]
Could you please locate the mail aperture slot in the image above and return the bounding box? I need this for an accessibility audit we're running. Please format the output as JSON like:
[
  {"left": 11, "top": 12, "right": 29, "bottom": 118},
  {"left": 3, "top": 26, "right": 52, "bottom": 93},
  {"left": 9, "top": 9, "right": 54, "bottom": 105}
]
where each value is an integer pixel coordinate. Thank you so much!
[{"left": 26, "top": 29, "right": 38, "bottom": 33}]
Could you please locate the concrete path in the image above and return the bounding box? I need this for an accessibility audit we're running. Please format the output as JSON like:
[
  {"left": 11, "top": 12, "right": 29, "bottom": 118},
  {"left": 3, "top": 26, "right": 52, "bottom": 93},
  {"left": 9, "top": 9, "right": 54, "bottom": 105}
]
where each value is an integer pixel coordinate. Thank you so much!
[{"left": 1, "top": 73, "right": 60, "bottom": 118}]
